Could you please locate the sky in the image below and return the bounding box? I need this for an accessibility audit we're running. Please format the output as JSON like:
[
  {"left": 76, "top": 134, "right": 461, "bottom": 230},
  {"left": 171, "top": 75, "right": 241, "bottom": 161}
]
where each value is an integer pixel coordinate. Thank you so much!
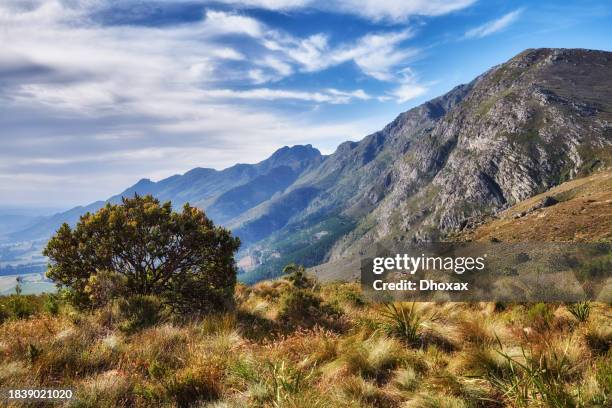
[{"left": 0, "top": 0, "right": 610, "bottom": 208}]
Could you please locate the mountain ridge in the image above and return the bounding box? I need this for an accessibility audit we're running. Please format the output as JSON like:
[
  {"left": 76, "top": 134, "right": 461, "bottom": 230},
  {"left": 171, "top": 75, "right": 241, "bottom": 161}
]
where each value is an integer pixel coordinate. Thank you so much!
[{"left": 7, "top": 144, "right": 324, "bottom": 243}]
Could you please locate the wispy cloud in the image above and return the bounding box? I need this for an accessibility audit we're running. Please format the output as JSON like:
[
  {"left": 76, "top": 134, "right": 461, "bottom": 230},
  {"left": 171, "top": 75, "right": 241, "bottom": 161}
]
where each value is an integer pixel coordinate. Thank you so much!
[
  {"left": 201, "top": 11, "right": 418, "bottom": 83},
  {"left": 0, "top": 0, "right": 400, "bottom": 205},
  {"left": 201, "top": 88, "right": 371, "bottom": 103},
  {"left": 385, "top": 68, "right": 428, "bottom": 103},
  {"left": 464, "top": 9, "right": 524, "bottom": 39},
  {"left": 214, "top": 0, "right": 477, "bottom": 22}
]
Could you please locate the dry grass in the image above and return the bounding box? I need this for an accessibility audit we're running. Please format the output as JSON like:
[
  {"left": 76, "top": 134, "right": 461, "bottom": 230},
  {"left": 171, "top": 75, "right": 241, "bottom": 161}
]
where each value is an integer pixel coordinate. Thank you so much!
[
  {"left": 458, "top": 169, "right": 612, "bottom": 242},
  {"left": 0, "top": 281, "right": 610, "bottom": 407}
]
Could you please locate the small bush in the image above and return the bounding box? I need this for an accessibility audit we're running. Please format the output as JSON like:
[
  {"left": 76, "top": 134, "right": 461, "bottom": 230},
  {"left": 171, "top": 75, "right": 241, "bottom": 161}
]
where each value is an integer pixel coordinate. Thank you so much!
[
  {"left": 43, "top": 294, "right": 61, "bottom": 315},
  {"left": 526, "top": 302, "right": 553, "bottom": 329},
  {"left": 3, "top": 295, "right": 36, "bottom": 319},
  {"left": 282, "top": 263, "right": 312, "bottom": 289},
  {"left": 116, "top": 295, "right": 163, "bottom": 333},
  {"left": 277, "top": 289, "right": 340, "bottom": 328}
]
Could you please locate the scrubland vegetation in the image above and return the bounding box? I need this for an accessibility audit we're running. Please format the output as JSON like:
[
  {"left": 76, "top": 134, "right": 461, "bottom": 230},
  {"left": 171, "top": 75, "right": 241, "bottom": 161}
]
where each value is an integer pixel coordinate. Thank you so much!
[
  {"left": 0, "top": 273, "right": 610, "bottom": 407},
  {"left": 0, "top": 194, "right": 609, "bottom": 407}
]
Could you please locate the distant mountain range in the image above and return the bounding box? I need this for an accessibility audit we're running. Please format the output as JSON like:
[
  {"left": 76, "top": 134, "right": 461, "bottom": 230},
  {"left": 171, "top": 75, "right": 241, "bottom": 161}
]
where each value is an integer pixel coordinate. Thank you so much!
[{"left": 3, "top": 48, "right": 611, "bottom": 284}]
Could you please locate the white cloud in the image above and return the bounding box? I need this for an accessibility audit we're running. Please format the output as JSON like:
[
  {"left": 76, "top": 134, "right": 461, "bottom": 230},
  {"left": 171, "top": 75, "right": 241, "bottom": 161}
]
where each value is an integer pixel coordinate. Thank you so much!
[
  {"left": 198, "top": 11, "right": 417, "bottom": 83},
  {"left": 259, "top": 56, "right": 294, "bottom": 76},
  {"left": 330, "top": 0, "right": 477, "bottom": 22},
  {"left": 211, "top": 48, "right": 246, "bottom": 60},
  {"left": 332, "top": 30, "right": 418, "bottom": 80},
  {"left": 386, "top": 68, "right": 428, "bottom": 103},
  {"left": 280, "top": 34, "right": 330, "bottom": 71},
  {"left": 201, "top": 9, "right": 265, "bottom": 37},
  {"left": 213, "top": 0, "right": 476, "bottom": 21},
  {"left": 212, "top": 0, "right": 312, "bottom": 11},
  {"left": 201, "top": 87, "right": 370, "bottom": 103},
  {"left": 261, "top": 29, "right": 417, "bottom": 82},
  {"left": 465, "top": 9, "right": 524, "bottom": 39},
  {"left": 0, "top": 0, "right": 396, "bottom": 206}
]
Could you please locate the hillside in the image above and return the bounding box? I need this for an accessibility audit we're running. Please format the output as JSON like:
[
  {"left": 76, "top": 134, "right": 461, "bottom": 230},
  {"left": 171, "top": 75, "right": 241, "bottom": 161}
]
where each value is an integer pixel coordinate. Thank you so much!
[
  {"left": 6, "top": 145, "right": 323, "bottom": 244},
  {"left": 457, "top": 169, "right": 612, "bottom": 242},
  {"left": 310, "top": 168, "right": 612, "bottom": 282}
]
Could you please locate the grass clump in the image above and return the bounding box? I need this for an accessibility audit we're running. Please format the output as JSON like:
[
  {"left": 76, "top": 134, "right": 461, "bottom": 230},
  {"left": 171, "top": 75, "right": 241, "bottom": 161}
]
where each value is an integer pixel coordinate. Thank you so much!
[
  {"left": 379, "top": 302, "right": 436, "bottom": 346},
  {"left": 526, "top": 302, "right": 554, "bottom": 330},
  {"left": 566, "top": 301, "right": 591, "bottom": 323}
]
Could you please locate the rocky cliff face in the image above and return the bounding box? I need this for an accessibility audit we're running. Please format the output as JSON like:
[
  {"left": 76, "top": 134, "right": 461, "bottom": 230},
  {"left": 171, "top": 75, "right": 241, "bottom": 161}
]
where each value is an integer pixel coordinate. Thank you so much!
[{"left": 369, "top": 48, "right": 612, "bottom": 244}]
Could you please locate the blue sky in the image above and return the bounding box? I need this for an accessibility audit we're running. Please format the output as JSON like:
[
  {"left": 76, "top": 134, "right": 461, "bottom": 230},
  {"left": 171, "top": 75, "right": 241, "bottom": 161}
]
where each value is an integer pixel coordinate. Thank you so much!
[{"left": 1, "top": 0, "right": 610, "bottom": 207}]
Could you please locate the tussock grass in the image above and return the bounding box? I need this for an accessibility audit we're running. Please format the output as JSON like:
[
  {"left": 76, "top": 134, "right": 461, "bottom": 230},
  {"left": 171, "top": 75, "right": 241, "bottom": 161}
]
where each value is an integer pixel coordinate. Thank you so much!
[{"left": 0, "top": 280, "right": 609, "bottom": 407}]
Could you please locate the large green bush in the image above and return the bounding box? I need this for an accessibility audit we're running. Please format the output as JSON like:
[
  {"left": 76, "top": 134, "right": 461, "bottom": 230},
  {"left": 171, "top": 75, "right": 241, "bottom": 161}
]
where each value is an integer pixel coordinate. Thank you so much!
[{"left": 44, "top": 194, "right": 240, "bottom": 314}]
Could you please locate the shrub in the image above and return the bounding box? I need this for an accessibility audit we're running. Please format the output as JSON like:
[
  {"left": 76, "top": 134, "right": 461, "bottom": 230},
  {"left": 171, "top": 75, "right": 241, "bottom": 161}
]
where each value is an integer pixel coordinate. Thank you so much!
[
  {"left": 282, "top": 263, "right": 312, "bottom": 289},
  {"left": 43, "top": 294, "right": 61, "bottom": 315},
  {"left": 277, "top": 289, "right": 340, "bottom": 328},
  {"left": 2, "top": 295, "right": 36, "bottom": 320},
  {"left": 526, "top": 302, "right": 553, "bottom": 329},
  {"left": 116, "top": 295, "right": 163, "bottom": 333},
  {"left": 44, "top": 194, "right": 240, "bottom": 314}
]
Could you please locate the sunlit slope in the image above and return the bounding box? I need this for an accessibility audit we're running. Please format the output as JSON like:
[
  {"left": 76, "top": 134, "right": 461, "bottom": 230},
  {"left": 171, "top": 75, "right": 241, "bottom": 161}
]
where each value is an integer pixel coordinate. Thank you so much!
[{"left": 457, "top": 168, "right": 612, "bottom": 242}]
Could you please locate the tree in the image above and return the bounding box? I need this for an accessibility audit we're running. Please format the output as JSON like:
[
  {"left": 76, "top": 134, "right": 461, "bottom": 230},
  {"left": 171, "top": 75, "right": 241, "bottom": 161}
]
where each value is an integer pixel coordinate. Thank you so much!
[{"left": 44, "top": 195, "right": 240, "bottom": 313}]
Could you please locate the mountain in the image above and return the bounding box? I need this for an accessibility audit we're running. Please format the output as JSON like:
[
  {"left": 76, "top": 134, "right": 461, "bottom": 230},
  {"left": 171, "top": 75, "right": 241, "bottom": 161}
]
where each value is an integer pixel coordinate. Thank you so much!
[
  {"left": 7, "top": 145, "right": 324, "bottom": 243},
  {"left": 236, "top": 48, "right": 612, "bottom": 282},
  {"left": 5, "top": 48, "right": 612, "bottom": 284}
]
